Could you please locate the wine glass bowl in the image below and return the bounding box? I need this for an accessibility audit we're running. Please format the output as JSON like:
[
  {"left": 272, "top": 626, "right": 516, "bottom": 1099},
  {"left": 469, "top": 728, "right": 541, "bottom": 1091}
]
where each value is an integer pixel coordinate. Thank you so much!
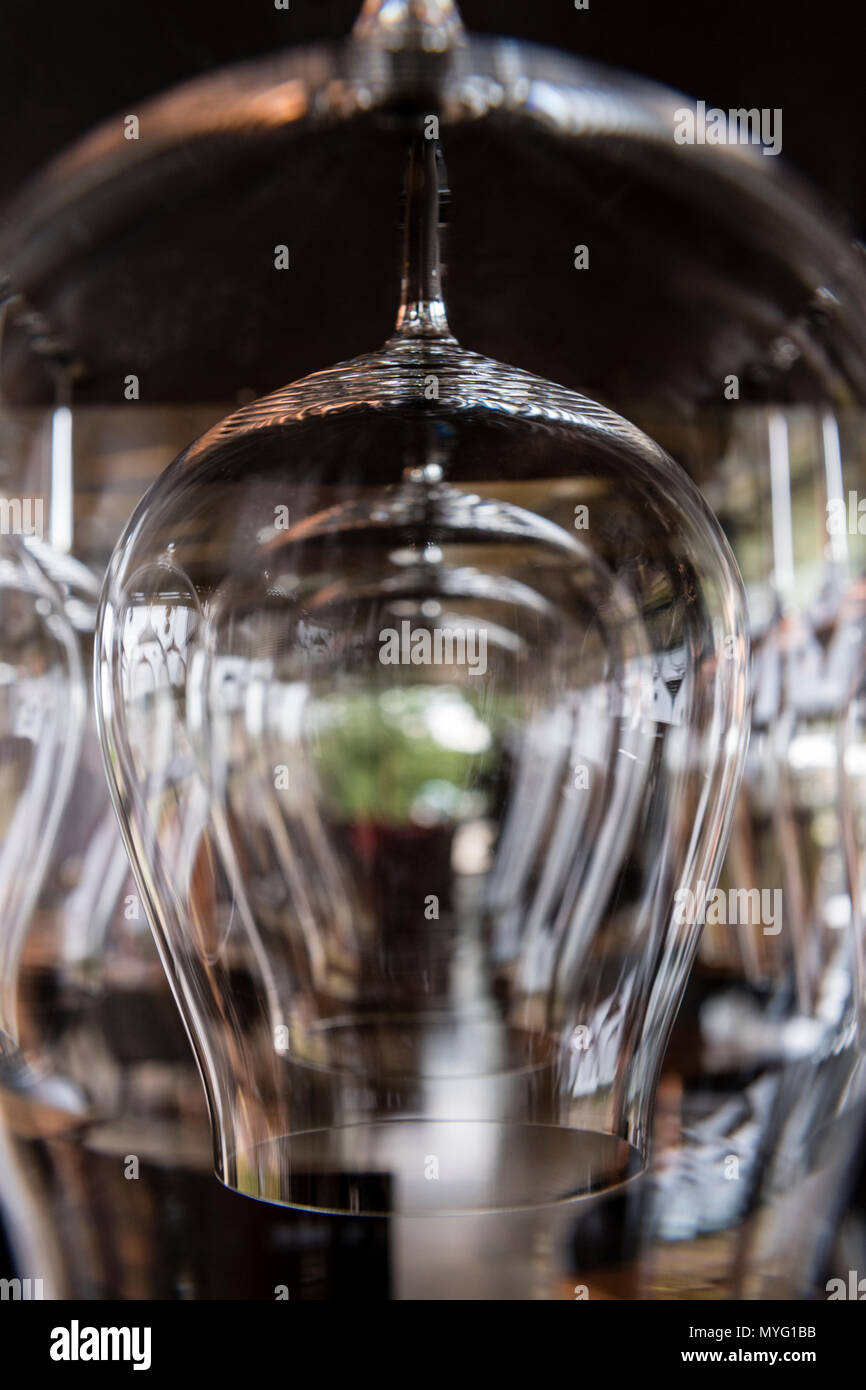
[{"left": 96, "top": 296, "right": 749, "bottom": 1212}]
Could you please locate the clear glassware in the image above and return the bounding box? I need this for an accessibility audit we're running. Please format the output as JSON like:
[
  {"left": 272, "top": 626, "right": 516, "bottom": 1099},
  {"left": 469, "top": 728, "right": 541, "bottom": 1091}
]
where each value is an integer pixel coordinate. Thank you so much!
[
  {"left": 0, "top": 395, "right": 395, "bottom": 1299},
  {"left": 95, "top": 121, "right": 748, "bottom": 1217},
  {"left": 0, "top": 536, "right": 188, "bottom": 1298},
  {"left": 4, "top": 0, "right": 864, "bottom": 1297},
  {"left": 641, "top": 407, "right": 866, "bottom": 1298},
  {"left": 0, "top": 533, "right": 84, "bottom": 1055},
  {"left": 0, "top": 519, "right": 392, "bottom": 1299}
]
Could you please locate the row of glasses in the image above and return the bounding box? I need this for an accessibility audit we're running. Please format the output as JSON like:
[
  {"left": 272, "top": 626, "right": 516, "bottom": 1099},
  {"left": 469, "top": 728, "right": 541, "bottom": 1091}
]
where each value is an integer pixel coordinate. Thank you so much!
[
  {"left": 642, "top": 406, "right": 866, "bottom": 1298},
  {"left": 0, "top": 395, "right": 394, "bottom": 1299},
  {"left": 7, "top": 0, "right": 866, "bottom": 1297}
]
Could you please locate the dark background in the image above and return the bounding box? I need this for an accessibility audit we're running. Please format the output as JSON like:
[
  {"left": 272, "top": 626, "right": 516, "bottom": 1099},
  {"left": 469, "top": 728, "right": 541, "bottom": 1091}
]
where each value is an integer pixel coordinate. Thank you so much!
[{"left": 1, "top": 0, "right": 864, "bottom": 233}]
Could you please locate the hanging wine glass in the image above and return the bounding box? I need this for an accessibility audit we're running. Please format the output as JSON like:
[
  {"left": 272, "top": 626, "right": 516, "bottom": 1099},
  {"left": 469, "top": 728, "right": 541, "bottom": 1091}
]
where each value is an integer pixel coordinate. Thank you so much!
[{"left": 95, "top": 7, "right": 748, "bottom": 1216}]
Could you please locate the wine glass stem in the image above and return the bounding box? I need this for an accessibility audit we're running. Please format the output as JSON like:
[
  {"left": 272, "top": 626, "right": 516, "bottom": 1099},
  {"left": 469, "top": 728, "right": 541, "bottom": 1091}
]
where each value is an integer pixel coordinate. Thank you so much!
[
  {"left": 50, "top": 370, "right": 74, "bottom": 554},
  {"left": 395, "top": 132, "right": 452, "bottom": 339}
]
